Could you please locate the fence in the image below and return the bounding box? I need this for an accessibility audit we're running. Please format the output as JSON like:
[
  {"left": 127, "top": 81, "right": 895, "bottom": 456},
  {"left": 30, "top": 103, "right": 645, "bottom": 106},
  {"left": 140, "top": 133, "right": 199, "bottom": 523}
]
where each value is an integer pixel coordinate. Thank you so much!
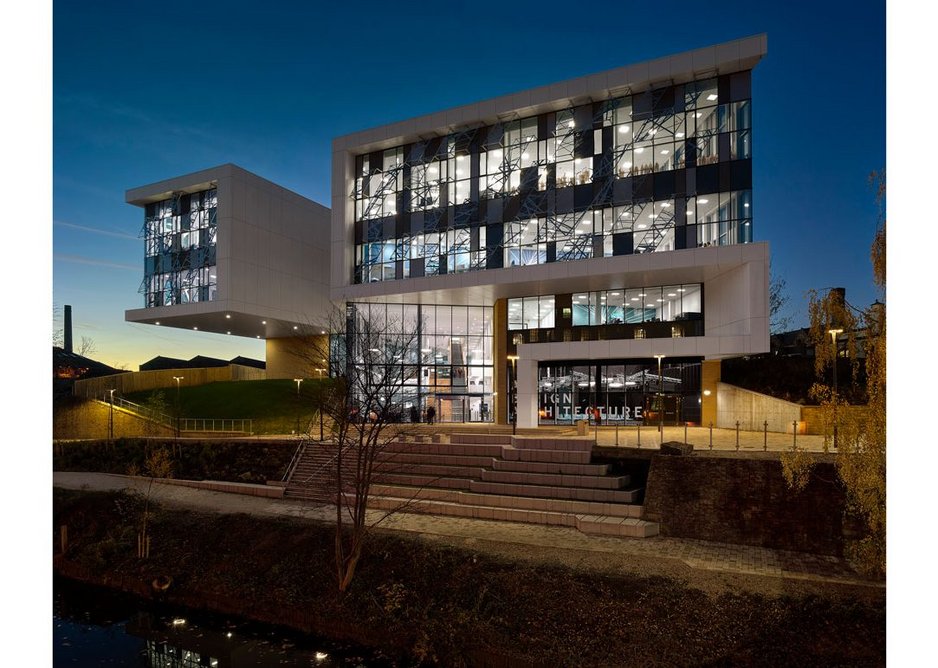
[{"left": 72, "top": 364, "right": 266, "bottom": 399}]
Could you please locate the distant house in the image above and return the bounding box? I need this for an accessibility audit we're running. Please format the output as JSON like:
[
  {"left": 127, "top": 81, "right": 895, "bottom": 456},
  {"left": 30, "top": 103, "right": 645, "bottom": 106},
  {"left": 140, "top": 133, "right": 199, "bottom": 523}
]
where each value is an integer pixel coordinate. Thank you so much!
[
  {"left": 229, "top": 356, "right": 266, "bottom": 370},
  {"left": 138, "top": 355, "right": 266, "bottom": 371},
  {"left": 54, "top": 347, "right": 127, "bottom": 380},
  {"left": 139, "top": 356, "right": 188, "bottom": 371}
]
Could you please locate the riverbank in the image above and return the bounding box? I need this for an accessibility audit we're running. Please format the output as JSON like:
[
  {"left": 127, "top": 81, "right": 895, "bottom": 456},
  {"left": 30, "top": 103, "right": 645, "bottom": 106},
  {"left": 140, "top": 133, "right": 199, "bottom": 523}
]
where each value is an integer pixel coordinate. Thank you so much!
[{"left": 53, "top": 488, "right": 885, "bottom": 666}]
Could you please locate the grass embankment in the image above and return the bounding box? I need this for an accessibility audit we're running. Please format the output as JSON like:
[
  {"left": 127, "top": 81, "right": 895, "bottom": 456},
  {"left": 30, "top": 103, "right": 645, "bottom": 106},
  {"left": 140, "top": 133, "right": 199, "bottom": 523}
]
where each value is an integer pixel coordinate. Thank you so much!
[
  {"left": 125, "top": 379, "right": 331, "bottom": 435},
  {"left": 54, "top": 489, "right": 886, "bottom": 667},
  {"left": 53, "top": 440, "right": 295, "bottom": 484}
]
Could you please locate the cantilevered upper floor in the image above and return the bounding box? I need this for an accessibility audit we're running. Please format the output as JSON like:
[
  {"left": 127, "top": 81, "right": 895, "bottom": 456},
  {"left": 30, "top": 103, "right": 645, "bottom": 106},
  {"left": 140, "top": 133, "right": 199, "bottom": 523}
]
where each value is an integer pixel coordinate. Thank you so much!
[{"left": 124, "top": 163, "right": 332, "bottom": 339}]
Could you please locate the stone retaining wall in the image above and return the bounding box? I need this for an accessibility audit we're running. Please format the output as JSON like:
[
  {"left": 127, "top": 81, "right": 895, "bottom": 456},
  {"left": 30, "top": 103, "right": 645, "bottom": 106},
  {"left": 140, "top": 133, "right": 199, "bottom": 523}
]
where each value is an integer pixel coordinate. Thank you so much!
[{"left": 642, "top": 454, "right": 848, "bottom": 556}]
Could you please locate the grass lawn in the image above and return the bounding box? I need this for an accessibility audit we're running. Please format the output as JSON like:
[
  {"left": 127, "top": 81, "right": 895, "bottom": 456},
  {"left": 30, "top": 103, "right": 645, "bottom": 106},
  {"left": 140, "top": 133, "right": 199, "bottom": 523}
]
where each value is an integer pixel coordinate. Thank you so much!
[{"left": 125, "top": 379, "right": 330, "bottom": 435}]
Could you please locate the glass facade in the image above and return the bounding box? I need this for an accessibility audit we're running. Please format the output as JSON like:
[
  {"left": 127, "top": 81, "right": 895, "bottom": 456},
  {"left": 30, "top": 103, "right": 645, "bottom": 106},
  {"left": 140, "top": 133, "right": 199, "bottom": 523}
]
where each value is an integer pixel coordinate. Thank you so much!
[
  {"left": 537, "top": 359, "right": 702, "bottom": 425},
  {"left": 352, "top": 72, "right": 753, "bottom": 284},
  {"left": 142, "top": 188, "right": 218, "bottom": 307},
  {"left": 346, "top": 303, "right": 494, "bottom": 422},
  {"left": 509, "top": 283, "right": 701, "bottom": 330}
]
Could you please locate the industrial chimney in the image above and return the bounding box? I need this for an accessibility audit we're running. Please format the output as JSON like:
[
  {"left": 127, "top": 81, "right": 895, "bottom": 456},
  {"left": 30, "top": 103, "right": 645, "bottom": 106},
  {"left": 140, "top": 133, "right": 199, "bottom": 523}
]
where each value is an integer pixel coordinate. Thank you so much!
[{"left": 64, "top": 305, "right": 73, "bottom": 353}]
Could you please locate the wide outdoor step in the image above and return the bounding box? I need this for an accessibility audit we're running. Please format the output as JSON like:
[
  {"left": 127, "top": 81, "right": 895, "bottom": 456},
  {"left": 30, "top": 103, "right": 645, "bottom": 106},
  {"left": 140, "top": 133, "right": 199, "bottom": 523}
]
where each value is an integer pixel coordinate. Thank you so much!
[
  {"left": 576, "top": 515, "right": 660, "bottom": 538},
  {"left": 450, "top": 433, "right": 513, "bottom": 445},
  {"left": 363, "top": 494, "right": 658, "bottom": 538},
  {"left": 491, "top": 459, "right": 609, "bottom": 476},
  {"left": 511, "top": 437, "right": 594, "bottom": 452},
  {"left": 374, "top": 462, "right": 486, "bottom": 479},
  {"left": 502, "top": 448, "right": 592, "bottom": 464},
  {"left": 375, "top": 473, "right": 473, "bottom": 490},
  {"left": 383, "top": 442, "right": 506, "bottom": 458},
  {"left": 377, "top": 452, "right": 497, "bottom": 468},
  {"left": 480, "top": 469, "right": 629, "bottom": 489},
  {"left": 469, "top": 480, "right": 639, "bottom": 503},
  {"left": 369, "top": 483, "right": 643, "bottom": 518}
]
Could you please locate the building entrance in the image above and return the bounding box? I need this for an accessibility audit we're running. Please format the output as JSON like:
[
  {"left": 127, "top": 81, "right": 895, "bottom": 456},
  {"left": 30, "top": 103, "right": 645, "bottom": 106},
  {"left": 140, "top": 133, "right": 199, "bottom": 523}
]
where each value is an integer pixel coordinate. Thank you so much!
[{"left": 537, "top": 358, "right": 701, "bottom": 426}]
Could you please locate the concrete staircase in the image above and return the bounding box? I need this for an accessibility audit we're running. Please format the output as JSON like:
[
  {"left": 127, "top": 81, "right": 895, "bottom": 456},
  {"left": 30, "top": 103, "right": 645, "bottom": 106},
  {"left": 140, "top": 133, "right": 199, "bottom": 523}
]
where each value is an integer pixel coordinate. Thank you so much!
[{"left": 284, "top": 433, "right": 658, "bottom": 538}]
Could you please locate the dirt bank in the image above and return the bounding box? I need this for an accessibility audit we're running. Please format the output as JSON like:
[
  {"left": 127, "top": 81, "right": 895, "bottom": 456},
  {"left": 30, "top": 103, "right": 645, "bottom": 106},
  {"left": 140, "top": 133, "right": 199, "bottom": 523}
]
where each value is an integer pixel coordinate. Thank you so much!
[{"left": 53, "top": 489, "right": 885, "bottom": 667}]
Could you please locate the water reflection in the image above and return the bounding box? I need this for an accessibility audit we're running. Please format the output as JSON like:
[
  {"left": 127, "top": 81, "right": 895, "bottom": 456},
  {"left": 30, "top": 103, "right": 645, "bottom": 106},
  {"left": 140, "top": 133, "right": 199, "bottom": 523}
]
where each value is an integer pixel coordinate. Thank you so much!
[{"left": 54, "top": 578, "right": 405, "bottom": 667}]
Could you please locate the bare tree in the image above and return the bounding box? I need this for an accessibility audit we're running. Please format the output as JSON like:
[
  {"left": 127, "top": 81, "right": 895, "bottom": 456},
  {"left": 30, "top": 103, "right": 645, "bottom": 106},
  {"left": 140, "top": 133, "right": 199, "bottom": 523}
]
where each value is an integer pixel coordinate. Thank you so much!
[
  {"left": 78, "top": 336, "right": 97, "bottom": 358},
  {"left": 769, "top": 262, "right": 792, "bottom": 333},
  {"left": 291, "top": 305, "right": 423, "bottom": 592}
]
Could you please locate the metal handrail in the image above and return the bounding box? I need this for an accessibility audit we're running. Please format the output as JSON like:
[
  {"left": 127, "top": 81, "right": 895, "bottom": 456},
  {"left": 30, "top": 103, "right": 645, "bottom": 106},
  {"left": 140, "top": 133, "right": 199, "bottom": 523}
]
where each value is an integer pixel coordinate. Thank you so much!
[
  {"left": 282, "top": 440, "right": 308, "bottom": 482},
  {"left": 101, "top": 395, "right": 253, "bottom": 434}
]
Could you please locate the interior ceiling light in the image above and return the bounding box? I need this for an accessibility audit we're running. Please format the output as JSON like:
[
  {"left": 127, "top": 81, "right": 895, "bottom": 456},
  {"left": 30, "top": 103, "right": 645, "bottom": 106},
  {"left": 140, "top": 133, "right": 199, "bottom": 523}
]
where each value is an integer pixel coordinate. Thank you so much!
[
  {"left": 610, "top": 292, "right": 620, "bottom": 296},
  {"left": 668, "top": 293, "right": 677, "bottom": 297},
  {"left": 225, "top": 314, "right": 231, "bottom": 319},
  {"left": 698, "top": 199, "right": 709, "bottom": 204},
  {"left": 155, "top": 321, "right": 160, "bottom": 325},
  {"left": 660, "top": 149, "right": 670, "bottom": 155},
  {"left": 261, "top": 320, "right": 267, "bottom": 324},
  {"left": 618, "top": 125, "right": 630, "bottom": 133},
  {"left": 676, "top": 132, "right": 685, "bottom": 138},
  {"left": 227, "top": 331, "right": 231, "bottom": 335},
  {"left": 193, "top": 326, "right": 198, "bottom": 330},
  {"left": 707, "top": 94, "right": 718, "bottom": 101},
  {"left": 635, "top": 147, "right": 644, "bottom": 154}
]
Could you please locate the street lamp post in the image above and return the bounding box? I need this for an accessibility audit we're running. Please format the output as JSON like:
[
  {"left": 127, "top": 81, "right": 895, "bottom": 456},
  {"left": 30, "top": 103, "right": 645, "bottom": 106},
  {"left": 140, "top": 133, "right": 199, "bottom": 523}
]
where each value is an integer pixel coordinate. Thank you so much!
[
  {"left": 654, "top": 355, "right": 665, "bottom": 446},
  {"left": 828, "top": 328, "right": 843, "bottom": 449},
  {"left": 293, "top": 378, "right": 303, "bottom": 397},
  {"left": 172, "top": 376, "right": 184, "bottom": 437},
  {"left": 108, "top": 389, "right": 115, "bottom": 444}
]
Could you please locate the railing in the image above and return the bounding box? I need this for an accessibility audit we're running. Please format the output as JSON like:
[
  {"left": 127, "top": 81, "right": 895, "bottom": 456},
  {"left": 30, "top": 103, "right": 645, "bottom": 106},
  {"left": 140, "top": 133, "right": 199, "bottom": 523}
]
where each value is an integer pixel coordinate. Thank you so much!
[
  {"left": 176, "top": 418, "right": 253, "bottom": 434},
  {"left": 102, "top": 395, "right": 253, "bottom": 435},
  {"left": 282, "top": 440, "right": 308, "bottom": 483},
  {"left": 109, "top": 395, "right": 174, "bottom": 426}
]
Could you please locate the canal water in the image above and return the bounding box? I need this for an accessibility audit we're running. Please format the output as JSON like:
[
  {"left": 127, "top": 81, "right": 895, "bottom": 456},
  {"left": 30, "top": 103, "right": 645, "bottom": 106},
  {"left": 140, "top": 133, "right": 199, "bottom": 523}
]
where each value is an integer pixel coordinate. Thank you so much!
[{"left": 53, "top": 577, "right": 412, "bottom": 667}]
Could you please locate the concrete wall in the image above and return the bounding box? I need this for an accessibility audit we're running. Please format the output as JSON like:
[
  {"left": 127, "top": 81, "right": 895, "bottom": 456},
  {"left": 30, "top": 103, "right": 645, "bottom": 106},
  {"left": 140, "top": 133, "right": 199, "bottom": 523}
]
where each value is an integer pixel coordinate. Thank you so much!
[
  {"left": 54, "top": 400, "right": 174, "bottom": 440},
  {"left": 265, "top": 335, "right": 329, "bottom": 380},
  {"left": 225, "top": 166, "right": 332, "bottom": 329},
  {"left": 73, "top": 365, "right": 265, "bottom": 399},
  {"left": 716, "top": 382, "right": 802, "bottom": 432},
  {"left": 642, "top": 454, "right": 848, "bottom": 556}
]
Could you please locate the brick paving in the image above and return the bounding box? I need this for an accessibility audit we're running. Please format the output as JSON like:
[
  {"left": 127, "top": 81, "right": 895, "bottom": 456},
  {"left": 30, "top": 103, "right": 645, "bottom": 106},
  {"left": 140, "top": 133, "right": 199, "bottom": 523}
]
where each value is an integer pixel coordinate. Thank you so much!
[{"left": 54, "top": 472, "right": 875, "bottom": 588}]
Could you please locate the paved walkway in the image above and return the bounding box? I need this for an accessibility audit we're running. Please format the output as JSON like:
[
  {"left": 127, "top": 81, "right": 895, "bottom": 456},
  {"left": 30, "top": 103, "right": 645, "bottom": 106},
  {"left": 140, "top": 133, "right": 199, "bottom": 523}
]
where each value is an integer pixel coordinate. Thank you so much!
[{"left": 54, "top": 472, "right": 874, "bottom": 588}]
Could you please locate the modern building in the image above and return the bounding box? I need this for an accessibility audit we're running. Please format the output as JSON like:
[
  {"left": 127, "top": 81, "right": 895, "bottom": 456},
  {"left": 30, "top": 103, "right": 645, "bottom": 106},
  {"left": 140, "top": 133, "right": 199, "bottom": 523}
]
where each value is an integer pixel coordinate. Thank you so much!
[
  {"left": 126, "top": 35, "right": 770, "bottom": 429},
  {"left": 124, "top": 163, "right": 332, "bottom": 379}
]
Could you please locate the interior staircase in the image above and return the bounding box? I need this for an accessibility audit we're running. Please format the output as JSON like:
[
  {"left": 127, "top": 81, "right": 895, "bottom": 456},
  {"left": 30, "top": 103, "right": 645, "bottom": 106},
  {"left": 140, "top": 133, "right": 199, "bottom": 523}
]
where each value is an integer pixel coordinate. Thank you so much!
[{"left": 284, "top": 433, "right": 658, "bottom": 538}]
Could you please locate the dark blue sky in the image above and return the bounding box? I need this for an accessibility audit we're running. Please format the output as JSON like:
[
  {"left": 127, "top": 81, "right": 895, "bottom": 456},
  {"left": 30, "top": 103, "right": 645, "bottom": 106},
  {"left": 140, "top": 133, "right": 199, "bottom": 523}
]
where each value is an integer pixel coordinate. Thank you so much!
[{"left": 52, "top": 0, "right": 885, "bottom": 368}]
